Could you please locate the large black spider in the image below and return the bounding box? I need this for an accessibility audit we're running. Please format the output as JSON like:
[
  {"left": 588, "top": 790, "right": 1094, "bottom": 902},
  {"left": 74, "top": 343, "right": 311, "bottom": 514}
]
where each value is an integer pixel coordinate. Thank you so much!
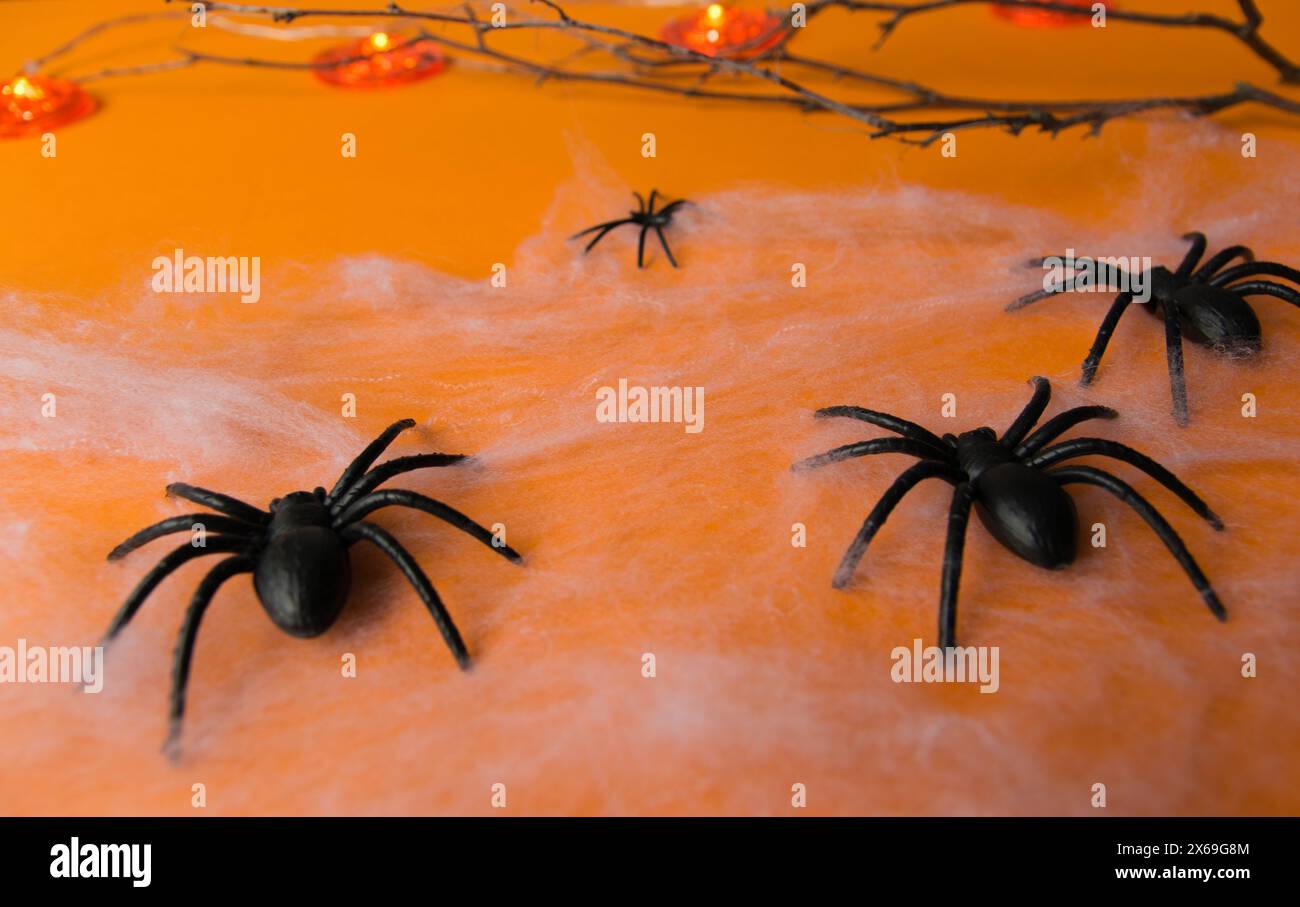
[
  {"left": 570, "top": 189, "right": 688, "bottom": 268},
  {"left": 794, "top": 377, "right": 1226, "bottom": 648},
  {"left": 100, "top": 419, "right": 521, "bottom": 756},
  {"left": 1008, "top": 232, "right": 1300, "bottom": 425}
]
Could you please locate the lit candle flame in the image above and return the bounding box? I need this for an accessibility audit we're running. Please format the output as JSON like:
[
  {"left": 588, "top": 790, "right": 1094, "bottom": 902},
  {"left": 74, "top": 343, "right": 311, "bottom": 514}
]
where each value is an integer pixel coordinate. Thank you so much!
[
  {"left": 312, "top": 31, "right": 447, "bottom": 88},
  {"left": 660, "top": 3, "right": 785, "bottom": 60},
  {"left": 0, "top": 73, "right": 96, "bottom": 138},
  {"left": 9, "top": 76, "right": 42, "bottom": 100}
]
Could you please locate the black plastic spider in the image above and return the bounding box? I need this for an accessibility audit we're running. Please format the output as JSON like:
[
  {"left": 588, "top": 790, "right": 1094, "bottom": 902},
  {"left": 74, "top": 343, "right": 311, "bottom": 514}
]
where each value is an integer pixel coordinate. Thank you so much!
[
  {"left": 570, "top": 189, "right": 688, "bottom": 268},
  {"left": 794, "top": 377, "right": 1226, "bottom": 648},
  {"left": 100, "top": 419, "right": 521, "bottom": 756},
  {"left": 1009, "top": 232, "right": 1300, "bottom": 425}
]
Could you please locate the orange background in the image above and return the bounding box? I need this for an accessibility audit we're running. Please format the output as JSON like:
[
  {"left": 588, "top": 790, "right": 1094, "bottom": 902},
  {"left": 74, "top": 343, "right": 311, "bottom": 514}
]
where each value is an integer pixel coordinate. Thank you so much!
[{"left": 1, "top": 0, "right": 1298, "bottom": 815}]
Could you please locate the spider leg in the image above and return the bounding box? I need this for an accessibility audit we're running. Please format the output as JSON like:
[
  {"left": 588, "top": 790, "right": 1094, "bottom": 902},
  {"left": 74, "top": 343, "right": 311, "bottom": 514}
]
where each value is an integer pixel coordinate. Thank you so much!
[
  {"left": 814, "top": 405, "right": 948, "bottom": 451},
  {"left": 633, "top": 192, "right": 646, "bottom": 214},
  {"left": 1026, "top": 438, "right": 1222, "bottom": 528},
  {"left": 654, "top": 225, "right": 679, "bottom": 268},
  {"left": 335, "top": 489, "right": 522, "bottom": 562},
  {"left": 328, "top": 418, "right": 416, "bottom": 501},
  {"left": 164, "top": 555, "right": 254, "bottom": 760},
  {"left": 832, "top": 461, "right": 963, "bottom": 589},
  {"left": 937, "top": 483, "right": 976, "bottom": 649},
  {"left": 341, "top": 522, "right": 470, "bottom": 668},
  {"left": 108, "top": 514, "right": 259, "bottom": 561},
  {"left": 101, "top": 537, "right": 251, "bottom": 645},
  {"left": 1095, "top": 260, "right": 1131, "bottom": 288},
  {"left": 999, "top": 376, "right": 1051, "bottom": 449},
  {"left": 1193, "top": 244, "right": 1254, "bottom": 281},
  {"left": 1175, "top": 232, "right": 1207, "bottom": 276},
  {"left": 581, "top": 224, "right": 633, "bottom": 257},
  {"left": 1006, "top": 261, "right": 1126, "bottom": 311},
  {"left": 637, "top": 223, "right": 649, "bottom": 268},
  {"left": 1023, "top": 255, "right": 1129, "bottom": 283},
  {"left": 657, "top": 199, "right": 688, "bottom": 217},
  {"left": 1162, "top": 301, "right": 1190, "bottom": 426},
  {"left": 647, "top": 189, "right": 660, "bottom": 213},
  {"left": 1013, "top": 405, "right": 1117, "bottom": 458},
  {"left": 1048, "top": 465, "right": 1226, "bottom": 621},
  {"left": 332, "top": 452, "right": 469, "bottom": 513},
  {"left": 1019, "top": 254, "right": 1133, "bottom": 279},
  {"left": 793, "top": 438, "right": 947, "bottom": 471},
  {"left": 1227, "top": 280, "right": 1300, "bottom": 307},
  {"left": 586, "top": 224, "right": 629, "bottom": 255},
  {"left": 166, "top": 483, "right": 269, "bottom": 525},
  {"left": 1078, "top": 290, "right": 1136, "bottom": 387},
  {"left": 1006, "top": 276, "right": 1088, "bottom": 311},
  {"left": 1210, "top": 261, "right": 1300, "bottom": 287},
  {"left": 569, "top": 218, "right": 629, "bottom": 240}
]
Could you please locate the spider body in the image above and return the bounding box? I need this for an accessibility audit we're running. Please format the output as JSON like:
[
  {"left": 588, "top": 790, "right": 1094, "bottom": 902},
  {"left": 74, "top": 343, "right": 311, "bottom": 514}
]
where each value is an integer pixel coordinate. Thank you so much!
[
  {"left": 101, "top": 419, "right": 522, "bottom": 756},
  {"left": 255, "top": 490, "right": 351, "bottom": 637},
  {"left": 795, "top": 377, "right": 1225, "bottom": 647},
  {"left": 570, "top": 189, "right": 688, "bottom": 268},
  {"left": 954, "top": 431, "right": 1078, "bottom": 570},
  {"left": 1143, "top": 265, "right": 1262, "bottom": 354},
  {"left": 1009, "top": 232, "right": 1299, "bottom": 423}
]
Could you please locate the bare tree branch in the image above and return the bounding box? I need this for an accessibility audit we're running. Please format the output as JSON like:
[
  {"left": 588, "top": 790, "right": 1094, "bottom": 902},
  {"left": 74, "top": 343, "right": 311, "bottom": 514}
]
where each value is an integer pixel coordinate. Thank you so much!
[
  {"left": 30, "top": 0, "right": 1300, "bottom": 142},
  {"left": 812, "top": 0, "right": 1299, "bottom": 82}
]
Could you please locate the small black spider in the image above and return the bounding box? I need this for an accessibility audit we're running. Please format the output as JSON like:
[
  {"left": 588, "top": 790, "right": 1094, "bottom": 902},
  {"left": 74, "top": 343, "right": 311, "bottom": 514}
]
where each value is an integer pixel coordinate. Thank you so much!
[
  {"left": 570, "top": 189, "right": 688, "bottom": 268},
  {"left": 794, "top": 377, "right": 1226, "bottom": 648},
  {"left": 100, "top": 419, "right": 521, "bottom": 757},
  {"left": 1008, "top": 232, "right": 1300, "bottom": 425}
]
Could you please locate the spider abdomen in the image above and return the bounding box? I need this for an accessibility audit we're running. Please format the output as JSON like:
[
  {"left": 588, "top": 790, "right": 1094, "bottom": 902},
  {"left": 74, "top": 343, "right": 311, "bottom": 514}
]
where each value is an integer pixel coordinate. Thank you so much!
[
  {"left": 1171, "top": 284, "right": 1262, "bottom": 354},
  {"left": 254, "top": 494, "right": 351, "bottom": 638},
  {"left": 973, "top": 464, "right": 1078, "bottom": 570}
]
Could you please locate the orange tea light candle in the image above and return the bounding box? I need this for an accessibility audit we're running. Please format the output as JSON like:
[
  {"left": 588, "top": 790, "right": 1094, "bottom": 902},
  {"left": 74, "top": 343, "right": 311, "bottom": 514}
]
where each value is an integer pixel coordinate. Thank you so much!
[
  {"left": 991, "top": 0, "right": 1106, "bottom": 27},
  {"left": 660, "top": 4, "right": 787, "bottom": 59},
  {"left": 312, "top": 31, "right": 447, "bottom": 88},
  {"left": 0, "top": 74, "right": 97, "bottom": 139}
]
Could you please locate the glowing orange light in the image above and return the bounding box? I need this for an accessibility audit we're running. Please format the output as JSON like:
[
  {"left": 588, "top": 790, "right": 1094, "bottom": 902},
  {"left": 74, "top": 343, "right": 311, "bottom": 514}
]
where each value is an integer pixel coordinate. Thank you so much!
[
  {"left": 0, "top": 73, "right": 97, "bottom": 139},
  {"left": 660, "top": 4, "right": 787, "bottom": 59},
  {"left": 312, "top": 31, "right": 447, "bottom": 88},
  {"left": 991, "top": 0, "right": 1107, "bottom": 27}
]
